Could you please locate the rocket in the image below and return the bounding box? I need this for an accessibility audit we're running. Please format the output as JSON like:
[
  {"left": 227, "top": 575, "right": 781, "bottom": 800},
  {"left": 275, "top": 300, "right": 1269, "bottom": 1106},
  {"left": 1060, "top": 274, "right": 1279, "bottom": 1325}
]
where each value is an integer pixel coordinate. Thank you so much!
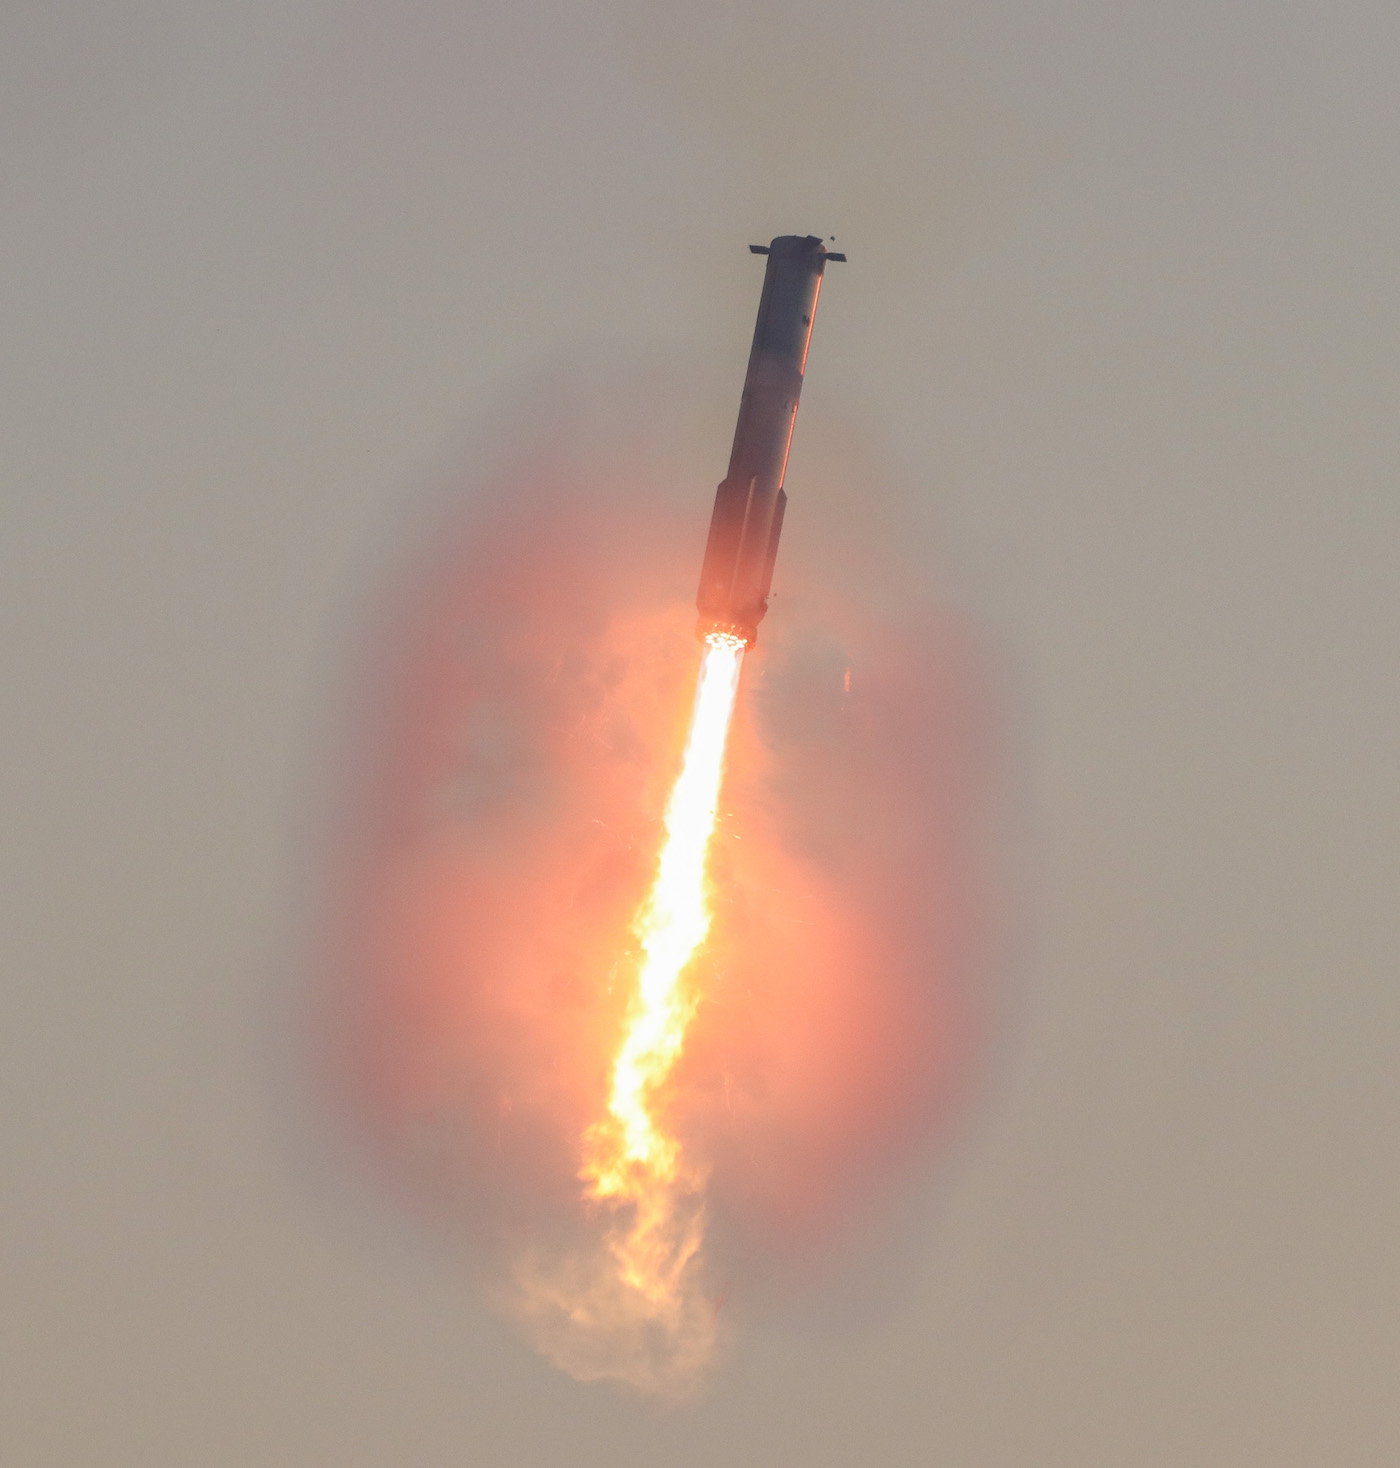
[{"left": 696, "top": 234, "right": 844, "bottom": 645}]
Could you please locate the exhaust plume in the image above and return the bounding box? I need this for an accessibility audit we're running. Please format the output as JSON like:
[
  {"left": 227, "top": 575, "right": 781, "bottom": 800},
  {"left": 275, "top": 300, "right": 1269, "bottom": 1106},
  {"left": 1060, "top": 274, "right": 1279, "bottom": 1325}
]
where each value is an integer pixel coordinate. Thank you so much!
[{"left": 316, "top": 382, "right": 991, "bottom": 1396}]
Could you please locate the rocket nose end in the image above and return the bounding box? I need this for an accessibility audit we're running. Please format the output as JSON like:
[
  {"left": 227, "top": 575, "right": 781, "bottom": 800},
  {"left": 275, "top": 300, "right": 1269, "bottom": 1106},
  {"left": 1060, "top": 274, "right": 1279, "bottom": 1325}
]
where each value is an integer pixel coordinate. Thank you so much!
[{"left": 762, "top": 234, "right": 845, "bottom": 265}]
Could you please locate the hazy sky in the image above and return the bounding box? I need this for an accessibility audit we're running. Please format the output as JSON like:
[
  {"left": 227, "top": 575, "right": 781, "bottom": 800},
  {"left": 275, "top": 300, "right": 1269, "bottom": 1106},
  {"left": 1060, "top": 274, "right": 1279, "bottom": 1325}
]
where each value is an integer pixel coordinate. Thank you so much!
[{"left": 3, "top": 1, "right": 1397, "bottom": 1463}]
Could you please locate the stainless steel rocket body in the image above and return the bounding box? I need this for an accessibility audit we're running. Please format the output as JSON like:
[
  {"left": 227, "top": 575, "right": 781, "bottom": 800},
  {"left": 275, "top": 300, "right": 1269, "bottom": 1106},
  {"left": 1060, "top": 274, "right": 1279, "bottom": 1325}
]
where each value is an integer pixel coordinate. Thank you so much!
[{"left": 696, "top": 234, "right": 842, "bottom": 644}]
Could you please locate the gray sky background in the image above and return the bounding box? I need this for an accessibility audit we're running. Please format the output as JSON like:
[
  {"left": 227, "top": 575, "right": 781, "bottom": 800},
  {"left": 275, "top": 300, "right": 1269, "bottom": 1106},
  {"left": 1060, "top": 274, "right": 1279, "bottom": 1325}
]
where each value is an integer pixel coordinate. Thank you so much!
[{"left": 3, "top": 1, "right": 1397, "bottom": 1462}]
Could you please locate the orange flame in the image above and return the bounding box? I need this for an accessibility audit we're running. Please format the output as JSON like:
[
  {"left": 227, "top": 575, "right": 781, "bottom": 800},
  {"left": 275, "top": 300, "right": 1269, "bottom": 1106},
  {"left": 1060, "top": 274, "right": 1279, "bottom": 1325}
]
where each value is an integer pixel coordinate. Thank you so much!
[
  {"left": 520, "top": 629, "right": 742, "bottom": 1388},
  {"left": 583, "top": 633, "right": 744, "bottom": 1194}
]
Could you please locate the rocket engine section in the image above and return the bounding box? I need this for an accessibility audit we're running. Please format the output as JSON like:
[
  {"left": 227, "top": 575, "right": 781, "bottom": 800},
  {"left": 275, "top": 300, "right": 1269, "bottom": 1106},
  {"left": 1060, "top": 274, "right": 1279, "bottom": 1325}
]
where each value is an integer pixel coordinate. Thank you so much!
[{"left": 696, "top": 234, "right": 844, "bottom": 645}]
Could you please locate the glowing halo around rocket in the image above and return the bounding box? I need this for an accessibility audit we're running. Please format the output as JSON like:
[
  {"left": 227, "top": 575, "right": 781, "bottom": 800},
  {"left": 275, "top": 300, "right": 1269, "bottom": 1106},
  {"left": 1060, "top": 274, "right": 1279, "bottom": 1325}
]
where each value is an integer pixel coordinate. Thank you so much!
[{"left": 318, "top": 240, "right": 988, "bottom": 1400}]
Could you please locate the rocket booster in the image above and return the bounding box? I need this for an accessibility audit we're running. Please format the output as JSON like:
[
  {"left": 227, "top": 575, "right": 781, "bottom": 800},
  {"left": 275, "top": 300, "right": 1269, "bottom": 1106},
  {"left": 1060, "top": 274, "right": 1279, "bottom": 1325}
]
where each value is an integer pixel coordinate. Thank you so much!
[{"left": 696, "top": 234, "right": 844, "bottom": 645}]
